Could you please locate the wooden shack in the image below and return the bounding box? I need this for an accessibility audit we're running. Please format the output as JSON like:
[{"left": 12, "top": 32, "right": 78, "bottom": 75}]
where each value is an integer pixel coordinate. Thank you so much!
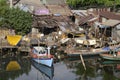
[{"left": 98, "top": 11, "right": 120, "bottom": 42}]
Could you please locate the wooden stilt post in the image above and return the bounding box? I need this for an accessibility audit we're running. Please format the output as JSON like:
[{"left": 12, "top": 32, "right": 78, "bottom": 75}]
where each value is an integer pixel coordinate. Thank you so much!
[
  {"left": 80, "top": 53, "right": 86, "bottom": 70},
  {"left": 1, "top": 38, "right": 2, "bottom": 54}
]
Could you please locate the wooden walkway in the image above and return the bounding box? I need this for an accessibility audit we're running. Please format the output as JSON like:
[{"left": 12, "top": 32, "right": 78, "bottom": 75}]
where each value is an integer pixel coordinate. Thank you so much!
[
  {"left": 65, "top": 44, "right": 120, "bottom": 56},
  {"left": 0, "top": 46, "right": 17, "bottom": 49}
]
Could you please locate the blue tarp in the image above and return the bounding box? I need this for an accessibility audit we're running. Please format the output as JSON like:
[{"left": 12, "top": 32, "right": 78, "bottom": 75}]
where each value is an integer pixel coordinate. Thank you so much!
[{"left": 102, "top": 47, "right": 110, "bottom": 51}]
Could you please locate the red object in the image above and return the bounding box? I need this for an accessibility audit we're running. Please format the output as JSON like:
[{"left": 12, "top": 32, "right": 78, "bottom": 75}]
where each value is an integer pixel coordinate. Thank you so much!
[
  {"left": 47, "top": 54, "right": 53, "bottom": 58},
  {"left": 117, "top": 51, "right": 120, "bottom": 55},
  {"left": 33, "top": 54, "right": 38, "bottom": 58}
]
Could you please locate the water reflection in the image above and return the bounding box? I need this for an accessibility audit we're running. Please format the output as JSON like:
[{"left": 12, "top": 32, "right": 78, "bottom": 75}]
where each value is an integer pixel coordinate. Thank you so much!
[
  {"left": 65, "top": 60, "right": 96, "bottom": 80},
  {"left": 31, "top": 59, "right": 54, "bottom": 80},
  {"left": 1, "top": 55, "right": 120, "bottom": 80},
  {"left": 100, "top": 60, "right": 120, "bottom": 80},
  {"left": 65, "top": 59, "right": 120, "bottom": 80},
  {"left": 0, "top": 57, "right": 31, "bottom": 80}
]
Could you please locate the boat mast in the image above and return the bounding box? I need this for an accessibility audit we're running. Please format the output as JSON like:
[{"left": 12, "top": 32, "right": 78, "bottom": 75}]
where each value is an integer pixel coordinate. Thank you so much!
[{"left": 47, "top": 46, "right": 51, "bottom": 55}]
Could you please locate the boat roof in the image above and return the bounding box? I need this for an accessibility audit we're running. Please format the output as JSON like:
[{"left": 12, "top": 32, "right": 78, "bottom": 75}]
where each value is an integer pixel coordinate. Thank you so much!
[{"left": 33, "top": 46, "right": 46, "bottom": 52}]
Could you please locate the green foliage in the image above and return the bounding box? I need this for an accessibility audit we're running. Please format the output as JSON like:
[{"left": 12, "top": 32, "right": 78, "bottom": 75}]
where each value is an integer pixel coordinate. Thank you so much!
[
  {"left": 5, "top": 8, "right": 32, "bottom": 35},
  {"left": 0, "top": 0, "right": 9, "bottom": 15},
  {"left": 66, "top": 0, "right": 79, "bottom": 8},
  {"left": 74, "top": 63, "right": 95, "bottom": 77},
  {"left": 66, "top": 0, "right": 120, "bottom": 9},
  {"left": 0, "top": 0, "right": 33, "bottom": 35},
  {"left": 0, "top": 0, "right": 7, "bottom": 6}
]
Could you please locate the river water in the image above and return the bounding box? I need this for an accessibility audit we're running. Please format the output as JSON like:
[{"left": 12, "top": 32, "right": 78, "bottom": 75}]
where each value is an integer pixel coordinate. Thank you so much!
[{"left": 0, "top": 55, "right": 120, "bottom": 80}]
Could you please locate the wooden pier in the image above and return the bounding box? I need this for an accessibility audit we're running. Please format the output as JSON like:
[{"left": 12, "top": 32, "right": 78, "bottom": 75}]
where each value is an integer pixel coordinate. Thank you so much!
[{"left": 65, "top": 43, "right": 120, "bottom": 56}]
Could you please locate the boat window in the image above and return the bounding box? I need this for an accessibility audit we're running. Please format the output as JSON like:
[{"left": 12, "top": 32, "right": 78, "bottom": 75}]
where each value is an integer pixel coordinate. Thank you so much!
[
  {"left": 39, "top": 51, "right": 42, "bottom": 54},
  {"left": 39, "top": 50, "right": 46, "bottom": 54}
]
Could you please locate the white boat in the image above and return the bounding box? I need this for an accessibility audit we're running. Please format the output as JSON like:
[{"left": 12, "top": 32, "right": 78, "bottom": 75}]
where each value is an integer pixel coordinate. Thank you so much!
[
  {"left": 99, "top": 51, "right": 120, "bottom": 61},
  {"left": 30, "top": 46, "right": 53, "bottom": 67}
]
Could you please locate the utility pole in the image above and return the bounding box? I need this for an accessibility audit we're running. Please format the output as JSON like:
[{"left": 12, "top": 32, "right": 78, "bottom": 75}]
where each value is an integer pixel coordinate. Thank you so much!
[{"left": 9, "top": 0, "right": 13, "bottom": 8}]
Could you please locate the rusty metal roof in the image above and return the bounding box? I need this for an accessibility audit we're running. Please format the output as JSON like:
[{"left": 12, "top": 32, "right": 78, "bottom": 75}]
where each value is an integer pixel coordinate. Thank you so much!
[
  {"left": 99, "top": 11, "right": 120, "bottom": 20},
  {"left": 32, "top": 15, "right": 58, "bottom": 28},
  {"left": 79, "top": 14, "right": 95, "bottom": 25},
  {"left": 32, "top": 15, "right": 78, "bottom": 32}
]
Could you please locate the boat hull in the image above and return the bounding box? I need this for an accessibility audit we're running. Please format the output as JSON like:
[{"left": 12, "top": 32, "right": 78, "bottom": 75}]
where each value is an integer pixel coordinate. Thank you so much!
[
  {"left": 100, "top": 54, "right": 120, "bottom": 61},
  {"left": 32, "top": 58, "right": 53, "bottom": 67},
  {"left": 30, "top": 46, "right": 53, "bottom": 67}
]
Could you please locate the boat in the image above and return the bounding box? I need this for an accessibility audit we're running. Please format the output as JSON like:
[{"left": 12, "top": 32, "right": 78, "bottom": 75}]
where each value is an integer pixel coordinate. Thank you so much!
[
  {"left": 29, "top": 46, "right": 53, "bottom": 67},
  {"left": 99, "top": 50, "right": 120, "bottom": 61},
  {"left": 98, "top": 59, "right": 120, "bottom": 64},
  {"left": 66, "top": 42, "right": 120, "bottom": 58},
  {"left": 7, "top": 35, "right": 22, "bottom": 46},
  {"left": 31, "top": 59, "right": 54, "bottom": 80},
  {"left": 66, "top": 48, "right": 111, "bottom": 57}
]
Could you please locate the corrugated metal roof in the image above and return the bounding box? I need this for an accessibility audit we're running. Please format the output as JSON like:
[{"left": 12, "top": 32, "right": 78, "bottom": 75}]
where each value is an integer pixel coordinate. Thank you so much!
[
  {"left": 32, "top": 15, "right": 78, "bottom": 32},
  {"left": 44, "top": 0, "right": 65, "bottom": 5},
  {"left": 18, "top": 0, "right": 49, "bottom": 15},
  {"left": 79, "top": 14, "right": 95, "bottom": 25},
  {"left": 46, "top": 5, "right": 72, "bottom": 16},
  {"left": 102, "top": 19, "right": 120, "bottom": 27},
  {"left": 19, "top": 0, "right": 42, "bottom": 5},
  {"left": 32, "top": 15, "right": 58, "bottom": 28},
  {"left": 99, "top": 11, "right": 120, "bottom": 20}
]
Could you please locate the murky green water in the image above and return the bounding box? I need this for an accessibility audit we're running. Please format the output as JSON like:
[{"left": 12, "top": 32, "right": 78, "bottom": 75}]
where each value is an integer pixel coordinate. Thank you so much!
[{"left": 0, "top": 56, "right": 120, "bottom": 80}]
